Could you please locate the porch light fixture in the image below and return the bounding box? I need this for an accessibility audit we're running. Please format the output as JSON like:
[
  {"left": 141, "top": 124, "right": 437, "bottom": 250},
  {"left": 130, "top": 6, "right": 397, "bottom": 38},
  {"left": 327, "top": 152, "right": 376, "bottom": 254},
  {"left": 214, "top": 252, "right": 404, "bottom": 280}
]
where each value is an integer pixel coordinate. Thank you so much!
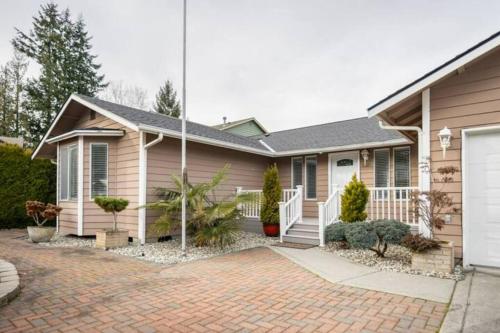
[
  {"left": 438, "top": 126, "right": 452, "bottom": 158},
  {"left": 361, "top": 149, "right": 369, "bottom": 166}
]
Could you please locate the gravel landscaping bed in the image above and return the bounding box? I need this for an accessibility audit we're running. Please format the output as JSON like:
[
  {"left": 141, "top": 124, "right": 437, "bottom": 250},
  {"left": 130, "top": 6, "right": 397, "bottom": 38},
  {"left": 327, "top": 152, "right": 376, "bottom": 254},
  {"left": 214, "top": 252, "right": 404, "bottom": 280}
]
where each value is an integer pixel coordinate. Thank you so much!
[
  {"left": 40, "top": 232, "right": 277, "bottom": 264},
  {"left": 323, "top": 242, "right": 464, "bottom": 281}
]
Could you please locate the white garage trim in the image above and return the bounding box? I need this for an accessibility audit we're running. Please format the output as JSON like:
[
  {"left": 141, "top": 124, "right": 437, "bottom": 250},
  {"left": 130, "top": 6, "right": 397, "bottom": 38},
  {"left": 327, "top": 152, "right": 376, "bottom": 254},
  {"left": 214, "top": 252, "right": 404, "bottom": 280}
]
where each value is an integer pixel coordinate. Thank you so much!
[{"left": 462, "top": 124, "right": 500, "bottom": 268}]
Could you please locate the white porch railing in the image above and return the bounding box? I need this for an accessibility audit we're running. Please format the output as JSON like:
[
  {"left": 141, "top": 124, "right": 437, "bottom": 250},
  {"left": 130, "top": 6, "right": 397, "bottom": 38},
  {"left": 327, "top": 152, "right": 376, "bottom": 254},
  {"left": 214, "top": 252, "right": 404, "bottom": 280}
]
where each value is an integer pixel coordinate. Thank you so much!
[
  {"left": 367, "top": 186, "right": 418, "bottom": 225},
  {"left": 279, "top": 185, "right": 303, "bottom": 242},
  {"left": 318, "top": 185, "right": 341, "bottom": 247},
  {"left": 236, "top": 187, "right": 299, "bottom": 219}
]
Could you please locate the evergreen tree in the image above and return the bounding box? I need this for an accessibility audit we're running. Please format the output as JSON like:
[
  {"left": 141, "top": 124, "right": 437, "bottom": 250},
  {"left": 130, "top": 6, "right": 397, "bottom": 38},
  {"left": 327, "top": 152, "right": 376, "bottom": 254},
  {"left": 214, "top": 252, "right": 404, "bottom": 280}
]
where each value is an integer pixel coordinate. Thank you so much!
[
  {"left": 8, "top": 52, "right": 28, "bottom": 137},
  {"left": 0, "top": 64, "right": 13, "bottom": 136},
  {"left": 12, "top": 3, "right": 106, "bottom": 146},
  {"left": 339, "top": 174, "right": 369, "bottom": 223},
  {"left": 260, "top": 164, "right": 282, "bottom": 225},
  {"left": 153, "top": 80, "right": 181, "bottom": 117}
]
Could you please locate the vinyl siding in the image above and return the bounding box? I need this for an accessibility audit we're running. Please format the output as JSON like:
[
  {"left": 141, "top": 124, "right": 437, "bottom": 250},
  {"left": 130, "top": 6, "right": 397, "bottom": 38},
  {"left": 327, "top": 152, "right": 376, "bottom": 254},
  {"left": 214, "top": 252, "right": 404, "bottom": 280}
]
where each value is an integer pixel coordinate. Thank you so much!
[
  {"left": 429, "top": 47, "right": 500, "bottom": 258},
  {"left": 223, "top": 122, "right": 266, "bottom": 137},
  {"left": 145, "top": 135, "right": 271, "bottom": 238}
]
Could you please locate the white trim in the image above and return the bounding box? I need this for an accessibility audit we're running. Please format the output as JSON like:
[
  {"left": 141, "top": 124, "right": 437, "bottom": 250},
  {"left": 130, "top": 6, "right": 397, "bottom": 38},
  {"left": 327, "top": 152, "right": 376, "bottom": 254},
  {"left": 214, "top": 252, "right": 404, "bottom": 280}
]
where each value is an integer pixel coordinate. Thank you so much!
[
  {"left": 77, "top": 136, "right": 84, "bottom": 236},
  {"left": 461, "top": 124, "right": 500, "bottom": 268},
  {"left": 258, "top": 139, "right": 275, "bottom": 153},
  {"left": 291, "top": 157, "right": 303, "bottom": 189},
  {"left": 47, "top": 129, "right": 124, "bottom": 144},
  {"left": 56, "top": 142, "right": 60, "bottom": 233},
  {"left": 328, "top": 151, "right": 360, "bottom": 195},
  {"left": 368, "top": 34, "right": 500, "bottom": 117},
  {"left": 275, "top": 138, "right": 410, "bottom": 157},
  {"left": 89, "top": 143, "right": 109, "bottom": 200},
  {"left": 32, "top": 94, "right": 138, "bottom": 159},
  {"left": 138, "top": 132, "right": 164, "bottom": 244},
  {"left": 138, "top": 123, "right": 275, "bottom": 157},
  {"left": 393, "top": 146, "right": 411, "bottom": 188},
  {"left": 304, "top": 155, "right": 317, "bottom": 200}
]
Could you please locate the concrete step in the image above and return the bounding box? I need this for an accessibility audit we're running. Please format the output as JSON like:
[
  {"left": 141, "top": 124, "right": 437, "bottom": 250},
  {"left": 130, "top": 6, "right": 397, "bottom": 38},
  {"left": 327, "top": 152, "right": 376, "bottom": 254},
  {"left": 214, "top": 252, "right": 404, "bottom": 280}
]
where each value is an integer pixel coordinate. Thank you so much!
[
  {"left": 282, "top": 234, "right": 320, "bottom": 245},
  {"left": 287, "top": 228, "right": 319, "bottom": 237},
  {"left": 291, "top": 222, "right": 319, "bottom": 231}
]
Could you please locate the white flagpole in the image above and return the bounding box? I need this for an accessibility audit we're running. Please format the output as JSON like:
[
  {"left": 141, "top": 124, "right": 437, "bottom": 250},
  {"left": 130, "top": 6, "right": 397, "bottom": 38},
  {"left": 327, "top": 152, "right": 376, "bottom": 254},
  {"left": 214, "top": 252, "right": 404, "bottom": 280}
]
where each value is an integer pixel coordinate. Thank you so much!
[{"left": 181, "top": 0, "right": 187, "bottom": 256}]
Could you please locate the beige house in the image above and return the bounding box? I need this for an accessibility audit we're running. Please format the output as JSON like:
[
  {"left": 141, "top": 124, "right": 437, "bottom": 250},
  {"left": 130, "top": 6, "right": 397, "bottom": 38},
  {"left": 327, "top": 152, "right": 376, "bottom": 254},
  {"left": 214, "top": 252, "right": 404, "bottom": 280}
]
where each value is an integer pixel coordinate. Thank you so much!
[{"left": 33, "top": 30, "right": 500, "bottom": 268}]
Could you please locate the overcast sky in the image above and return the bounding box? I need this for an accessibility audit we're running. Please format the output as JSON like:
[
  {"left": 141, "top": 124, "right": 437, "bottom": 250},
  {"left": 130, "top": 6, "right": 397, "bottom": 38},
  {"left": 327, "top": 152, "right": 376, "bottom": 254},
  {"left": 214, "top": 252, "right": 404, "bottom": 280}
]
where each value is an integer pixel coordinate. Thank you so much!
[{"left": 1, "top": 1, "right": 500, "bottom": 132}]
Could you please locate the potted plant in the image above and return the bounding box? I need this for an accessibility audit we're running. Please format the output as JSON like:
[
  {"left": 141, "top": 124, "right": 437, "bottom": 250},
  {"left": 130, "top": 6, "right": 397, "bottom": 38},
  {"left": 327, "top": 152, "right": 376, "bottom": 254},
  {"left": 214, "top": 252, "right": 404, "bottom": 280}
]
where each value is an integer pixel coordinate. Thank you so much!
[
  {"left": 260, "top": 164, "right": 282, "bottom": 236},
  {"left": 94, "top": 196, "right": 129, "bottom": 249},
  {"left": 25, "top": 201, "right": 62, "bottom": 243},
  {"left": 407, "top": 166, "right": 459, "bottom": 273}
]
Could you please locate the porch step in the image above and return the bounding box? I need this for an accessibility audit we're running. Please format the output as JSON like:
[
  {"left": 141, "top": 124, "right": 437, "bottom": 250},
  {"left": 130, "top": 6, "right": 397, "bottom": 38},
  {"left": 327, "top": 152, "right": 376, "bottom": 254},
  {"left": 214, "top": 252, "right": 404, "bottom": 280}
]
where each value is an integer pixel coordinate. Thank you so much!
[
  {"left": 287, "top": 228, "right": 319, "bottom": 237},
  {"left": 290, "top": 223, "right": 319, "bottom": 231},
  {"left": 282, "top": 235, "right": 320, "bottom": 246}
]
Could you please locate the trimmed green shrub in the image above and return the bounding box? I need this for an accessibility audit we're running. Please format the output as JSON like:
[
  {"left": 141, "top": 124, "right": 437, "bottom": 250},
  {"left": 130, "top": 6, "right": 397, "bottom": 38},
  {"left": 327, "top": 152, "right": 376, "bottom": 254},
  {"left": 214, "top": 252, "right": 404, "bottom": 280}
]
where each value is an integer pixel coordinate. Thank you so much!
[
  {"left": 339, "top": 174, "right": 369, "bottom": 223},
  {"left": 0, "top": 144, "right": 56, "bottom": 229},
  {"left": 345, "top": 219, "right": 410, "bottom": 257},
  {"left": 401, "top": 234, "right": 441, "bottom": 253},
  {"left": 260, "top": 164, "right": 282, "bottom": 225},
  {"left": 325, "top": 222, "right": 348, "bottom": 242},
  {"left": 94, "top": 197, "right": 129, "bottom": 231}
]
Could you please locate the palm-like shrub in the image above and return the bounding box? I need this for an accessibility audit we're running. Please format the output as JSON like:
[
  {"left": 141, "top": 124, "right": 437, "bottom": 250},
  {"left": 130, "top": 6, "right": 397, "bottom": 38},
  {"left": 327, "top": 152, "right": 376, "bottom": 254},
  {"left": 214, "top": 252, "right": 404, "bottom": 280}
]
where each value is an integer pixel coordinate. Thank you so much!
[
  {"left": 94, "top": 197, "right": 129, "bottom": 231},
  {"left": 146, "top": 165, "right": 251, "bottom": 248},
  {"left": 260, "top": 164, "right": 282, "bottom": 225},
  {"left": 339, "top": 174, "right": 369, "bottom": 222}
]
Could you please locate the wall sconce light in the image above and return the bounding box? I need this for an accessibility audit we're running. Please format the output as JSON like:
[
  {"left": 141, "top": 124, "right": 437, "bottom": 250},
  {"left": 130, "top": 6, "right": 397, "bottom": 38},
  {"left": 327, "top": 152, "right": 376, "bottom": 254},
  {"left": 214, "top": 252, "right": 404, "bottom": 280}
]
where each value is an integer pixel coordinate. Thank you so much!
[
  {"left": 438, "top": 126, "right": 452, "bottom": 158},
  {"left": 361, "top": 149, "right": 369, "bottom": 166}
]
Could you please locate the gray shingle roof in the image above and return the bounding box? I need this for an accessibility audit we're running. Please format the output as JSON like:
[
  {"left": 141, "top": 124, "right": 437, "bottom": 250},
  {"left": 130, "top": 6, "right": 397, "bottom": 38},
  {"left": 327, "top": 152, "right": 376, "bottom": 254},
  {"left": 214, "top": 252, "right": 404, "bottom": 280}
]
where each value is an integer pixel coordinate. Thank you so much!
[
  {"left": 76, "top": 94, "right": 267, "bottom": 152},
  {"left": 258, "top": 117, "right": 405, "bottom": 152},
  {"left": 75, "top": 95, "right": 406, "bottom": 155}
]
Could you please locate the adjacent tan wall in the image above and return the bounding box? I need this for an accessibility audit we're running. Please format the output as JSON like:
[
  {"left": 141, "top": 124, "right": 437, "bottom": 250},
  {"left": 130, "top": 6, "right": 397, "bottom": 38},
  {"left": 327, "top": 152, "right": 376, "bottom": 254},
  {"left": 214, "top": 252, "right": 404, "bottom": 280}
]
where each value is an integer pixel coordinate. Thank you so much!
[
  {"left": 429, "top": 47, "right": 500, "bottom": 257},
  {"left": 276, "top": 144, "right": 418, "bottom": 218},
  {"left": 145, "top": 135, "right": 271, "bottom": 237}
]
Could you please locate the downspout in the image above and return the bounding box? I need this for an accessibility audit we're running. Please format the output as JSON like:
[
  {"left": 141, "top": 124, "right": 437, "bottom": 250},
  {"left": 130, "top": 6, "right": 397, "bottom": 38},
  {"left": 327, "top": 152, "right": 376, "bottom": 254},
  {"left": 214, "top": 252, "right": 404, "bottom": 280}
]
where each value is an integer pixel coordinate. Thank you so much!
[{"left": 138, "top": 132, "right": 164, "bottom": 245}]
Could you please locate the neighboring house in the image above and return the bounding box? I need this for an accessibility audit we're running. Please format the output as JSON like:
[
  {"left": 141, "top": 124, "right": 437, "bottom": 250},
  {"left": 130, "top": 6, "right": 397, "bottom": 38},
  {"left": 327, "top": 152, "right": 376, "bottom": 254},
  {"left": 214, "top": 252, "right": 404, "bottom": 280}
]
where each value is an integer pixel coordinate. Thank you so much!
[
  {"left": 32, "top": 30, "right": 500, "bottom": 268},
  {"left": 0, "top": 136, "right": 23, "bottom": 147},
  {"left": 212, "top": 117, "right": 268, "bottom": 137}
]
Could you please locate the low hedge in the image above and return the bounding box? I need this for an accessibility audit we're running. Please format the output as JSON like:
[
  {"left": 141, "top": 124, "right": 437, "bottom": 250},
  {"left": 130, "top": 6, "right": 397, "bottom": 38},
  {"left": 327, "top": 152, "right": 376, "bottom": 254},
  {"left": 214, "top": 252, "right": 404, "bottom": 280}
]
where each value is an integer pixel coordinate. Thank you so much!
[{"left": 0, "top": 144, "right": 56, "bottom": 229}]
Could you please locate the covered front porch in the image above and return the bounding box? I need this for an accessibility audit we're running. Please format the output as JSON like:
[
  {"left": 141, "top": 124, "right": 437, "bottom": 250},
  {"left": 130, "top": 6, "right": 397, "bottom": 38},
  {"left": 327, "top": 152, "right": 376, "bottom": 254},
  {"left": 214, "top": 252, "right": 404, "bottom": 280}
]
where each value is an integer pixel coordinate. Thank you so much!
[{"left": 238, "top": 184, "right": 419, "bottom": 246}]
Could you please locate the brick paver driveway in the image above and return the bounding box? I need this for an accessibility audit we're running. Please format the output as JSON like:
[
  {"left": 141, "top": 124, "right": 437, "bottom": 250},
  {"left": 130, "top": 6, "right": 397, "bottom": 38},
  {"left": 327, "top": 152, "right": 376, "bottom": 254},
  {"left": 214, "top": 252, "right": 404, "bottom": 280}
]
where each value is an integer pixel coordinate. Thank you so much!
[{"left": 0, "top": 230, "right": 446, "bottom": 332}]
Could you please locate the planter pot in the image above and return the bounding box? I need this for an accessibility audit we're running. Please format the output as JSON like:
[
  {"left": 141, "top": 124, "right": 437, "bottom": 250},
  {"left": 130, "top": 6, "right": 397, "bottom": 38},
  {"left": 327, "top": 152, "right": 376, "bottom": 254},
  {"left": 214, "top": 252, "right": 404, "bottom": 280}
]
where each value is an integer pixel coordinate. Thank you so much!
[
  {"left": 95, "top": 229, "right": 129, "bottom": 249},
  {"left": 27, "top": 226, "right": 56, "bottom": 243},
  {"left": 411, "top": 241, "right": 454, "bottom": 274},
  {"left": 263, "top": 224, "right": 280, "bottom": 237}
]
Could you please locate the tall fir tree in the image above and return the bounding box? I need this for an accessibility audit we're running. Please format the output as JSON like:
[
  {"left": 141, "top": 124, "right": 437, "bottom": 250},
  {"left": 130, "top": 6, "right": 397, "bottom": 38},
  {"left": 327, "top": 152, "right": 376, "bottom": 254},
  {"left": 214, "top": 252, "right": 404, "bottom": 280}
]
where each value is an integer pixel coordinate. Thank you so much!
[
  {"left": 0, "top": 64, "right": 13, "bottom": 136},
  {"left": 12, "top": 3, "right": 106, "bottom": 146},
  {"left": 8, "top": 52, "right": 28, "bottom": 137},
  {"left": 153, "top": 80, "right": 181, "bottom": 117}
]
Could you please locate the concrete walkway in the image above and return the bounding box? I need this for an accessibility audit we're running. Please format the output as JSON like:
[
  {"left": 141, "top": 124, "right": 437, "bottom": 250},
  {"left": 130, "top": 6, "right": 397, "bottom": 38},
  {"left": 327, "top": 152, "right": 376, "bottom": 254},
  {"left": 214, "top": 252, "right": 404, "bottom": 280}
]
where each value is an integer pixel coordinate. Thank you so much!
[
  {"left": 270, "top": 245, "right": 455, "bottom": 303},
  {"left": 441, "top": 269, "right": 500, "bottom": 332}
]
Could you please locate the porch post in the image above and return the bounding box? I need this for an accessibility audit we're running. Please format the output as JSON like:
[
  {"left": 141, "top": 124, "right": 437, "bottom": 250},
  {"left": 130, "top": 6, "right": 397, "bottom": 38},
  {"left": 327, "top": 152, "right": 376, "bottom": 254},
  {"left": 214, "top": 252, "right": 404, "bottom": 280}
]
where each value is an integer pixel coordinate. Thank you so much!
[
  {"left": 296, "top": 185, "right": 303, "bottom": 221},
  {"left": 318, "top": 202, "right": 325, "bottom": 247},
  {"left": 420, "top": 89, "right": 432, "bottom": 237},
  {"left": 279, "top": 202, "right": 285, "bottom": 243}
]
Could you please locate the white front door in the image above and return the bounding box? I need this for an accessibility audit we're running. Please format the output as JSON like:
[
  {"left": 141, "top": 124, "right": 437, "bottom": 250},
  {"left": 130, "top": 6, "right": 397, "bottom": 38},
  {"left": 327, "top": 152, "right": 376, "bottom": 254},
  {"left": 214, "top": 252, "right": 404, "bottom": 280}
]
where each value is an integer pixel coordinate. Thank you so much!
[
  {"left": 465, "top": 129, "right": 500, "bottom": 268},
  {"left": 329, "top": 151, "right": 360, "bottom": 194}
]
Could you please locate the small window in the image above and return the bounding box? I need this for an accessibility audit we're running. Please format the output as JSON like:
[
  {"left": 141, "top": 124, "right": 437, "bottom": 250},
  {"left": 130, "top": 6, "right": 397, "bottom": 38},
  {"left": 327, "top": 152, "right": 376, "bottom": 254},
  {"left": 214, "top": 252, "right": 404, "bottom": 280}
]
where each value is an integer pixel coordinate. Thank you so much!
[
  {"left": 292, "top": 157, "right": 303, "bottom": 188},
  {"left": 394, "top": 147, "right": 410, "bottom": 199},
  {"left": 337, "top": 159, "right": 353, "bottom": 167},
  {"left": 374, "top": 148, "right": 390, "bottom": 200},
  {"left": 90, "top": 143, "right": 108, "bottom": 198},
  {"left": 305, "top": 156, "right": 317, "bottom": 199},
  {"left": 59, "top": 144, "right": 78, "bottom": 201}
]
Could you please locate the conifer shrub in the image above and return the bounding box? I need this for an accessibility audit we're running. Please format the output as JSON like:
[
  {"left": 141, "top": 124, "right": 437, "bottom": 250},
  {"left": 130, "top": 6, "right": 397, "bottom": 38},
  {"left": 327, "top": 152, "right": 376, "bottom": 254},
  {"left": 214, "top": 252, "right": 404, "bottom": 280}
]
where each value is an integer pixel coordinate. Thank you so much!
[
  {"left": 339, "top": 174, "right": 369, "bottom": 223},
  {"left": 260, "top": 164, "right": 282, "bottom": 225}
]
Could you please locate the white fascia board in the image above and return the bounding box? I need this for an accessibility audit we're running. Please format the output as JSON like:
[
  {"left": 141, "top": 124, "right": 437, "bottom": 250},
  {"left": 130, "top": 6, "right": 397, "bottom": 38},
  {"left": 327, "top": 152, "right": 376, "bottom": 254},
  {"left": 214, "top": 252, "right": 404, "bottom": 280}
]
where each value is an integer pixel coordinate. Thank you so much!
[
  {"left": 46, "top": 129, "right": 124, "bottom": 144},
  {"left": 32, "top": 94, "right": 138, "bottom": 159},
  {"left": 137, "top": 124, "right": 275, "bottom": 156},
  {"left": 368, "top": 36, "right": 500, "bottom": 118},
  {"left": 273, "top": 138, "right": 411, "bottom": 157}
]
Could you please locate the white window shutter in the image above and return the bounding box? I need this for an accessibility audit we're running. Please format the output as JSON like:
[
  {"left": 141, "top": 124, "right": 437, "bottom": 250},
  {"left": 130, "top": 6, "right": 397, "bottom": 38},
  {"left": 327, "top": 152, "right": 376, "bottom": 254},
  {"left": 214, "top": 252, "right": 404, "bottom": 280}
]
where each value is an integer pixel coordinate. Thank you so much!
[{"left": 91, "top": 144, "right": 108, "bottom": 198}]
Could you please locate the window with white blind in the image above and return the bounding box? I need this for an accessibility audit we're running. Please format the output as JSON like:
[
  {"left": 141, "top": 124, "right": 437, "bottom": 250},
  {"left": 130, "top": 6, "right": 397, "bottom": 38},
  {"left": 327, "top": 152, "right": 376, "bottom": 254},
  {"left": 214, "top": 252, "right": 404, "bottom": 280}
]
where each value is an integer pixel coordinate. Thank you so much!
[
  {"left": 292, "top": 157, "right": 303, "bottom": 188},
  {"left": 374, "top": 149, "right": 390, "bottom": 188},
  {"left": 305, "top": 156, "right": 317, "bottom": 199},
  {"left": 59, "top": 144, "right": 78, "bottom": 201},
  {"left": 394, "top": 147, "right": 410, "bottom": 187},
  {"left": 90, "top": 143, "right": 108, "bottom": 198}
]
